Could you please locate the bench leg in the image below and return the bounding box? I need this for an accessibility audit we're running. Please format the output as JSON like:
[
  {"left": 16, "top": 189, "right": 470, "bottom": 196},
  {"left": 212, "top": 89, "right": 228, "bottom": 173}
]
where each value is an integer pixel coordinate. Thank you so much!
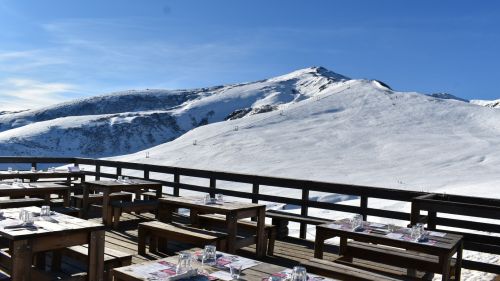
[
  {"left": 138, "top": 227, "right": 147, "bottom": 255},
  {"left": 267, "top": 229, "right": 276, "bottom": 256},
  {"left": 216, "top": 240, "right": 226, "bottom": 252},
  {"left": 113, "top": 208, "right": 121, "bottom": 229},
  {"left": 51, "top": 250, "right": 62, "bottom": 272},
  {"left": 157, "top": 236, "right": 168, "bottom": 253}
]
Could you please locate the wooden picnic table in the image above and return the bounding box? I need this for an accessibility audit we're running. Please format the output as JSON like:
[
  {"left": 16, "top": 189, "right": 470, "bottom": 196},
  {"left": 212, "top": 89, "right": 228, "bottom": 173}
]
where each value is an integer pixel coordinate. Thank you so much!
[
  {"left": 0, "top": 182, "right": 71, "bottom": 206},
  {"left": 157, "top": 196, "right": 267, "bottom": 258},
  {"left": 0, "top": 206, "right": 105, "bottom": 281},
  {"left": 0, "top": 169, "right": 86, "bottom": 184},
  {"left": 82, "top": 179, "right": 162, "bottom": 227},
  {"left": 113, "top": 248, "right": 303, "bottom": 281},
  {"left": 314, "top": 219, "right": 463, "bottom": 281}
]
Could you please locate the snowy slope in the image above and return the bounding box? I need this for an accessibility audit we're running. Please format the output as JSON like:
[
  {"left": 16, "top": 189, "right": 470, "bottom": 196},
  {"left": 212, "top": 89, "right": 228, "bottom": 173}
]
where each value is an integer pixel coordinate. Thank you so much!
[
  {"left": 471, "top": 99, "right": 500, "bottom": 108},
  {"left": 0, "top": 67, "right": 348, "bottom": 157},
  {"left": 112, "top": 79, "right": 500, "bottom": 197}
]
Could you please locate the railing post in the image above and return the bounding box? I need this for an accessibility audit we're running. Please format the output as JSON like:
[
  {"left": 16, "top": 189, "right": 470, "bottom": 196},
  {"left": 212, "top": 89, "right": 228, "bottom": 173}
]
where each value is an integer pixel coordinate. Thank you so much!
[
  {"left": 209, "top": 177, "right": 216, "bottom": 197},
  {"left": 95, "top": 165, "right": 101, "bottom": 181},
  {"left": 143, "top": 169, "right": 149, "bottom": 180},
  {"left": 31, "top": 162, "right": 37, "bottom": 170},
  {"left": 251, "top": 183, "right": 260, "bottom": 222},
  {"left": 252, "top": 183, "right": 259, "bottom": 204},
  {"left": 173, "top": 173, "right": 180, "bottom": 196},
  {"left": 116, "top": 167, "right": 122, "bottom": 179},
  {"left": 300, "top": 188, "right": 310, "bottom": 239},
  {"left": 427, "top": 211, "right": 437, "bottom": 229},
  {"left": 360, "top": 196, "right": 368, "bottom": 221}
]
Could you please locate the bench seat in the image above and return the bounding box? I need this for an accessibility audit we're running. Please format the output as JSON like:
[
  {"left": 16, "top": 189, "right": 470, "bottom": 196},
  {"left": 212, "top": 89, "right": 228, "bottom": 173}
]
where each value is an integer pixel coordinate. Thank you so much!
[
  {"left": 197, "top": 213, "right": 276, "bottom": 255},
  {"left": 138, "top": 221, "right": 227, "bottom": 255},
  {"left": 265, "top": 209, "right": 332, "bottom": 238},
  {"left": 0, "top": 198, "right": 45, "bottom": 209},
  {"left": 303, "top": 258, "right": 403, "bottom": 281},
  {"left": 61, "top": 245, "right": 132, "bottom": 281},
  {"left": 111, "top": 200, "right": 158, "bottom": 228},
  {"left": 333, "top": 241, "right": 459, "bottom": 280},
  {"left": 71, "top": 192, "right": 133, "bottom": 208}
]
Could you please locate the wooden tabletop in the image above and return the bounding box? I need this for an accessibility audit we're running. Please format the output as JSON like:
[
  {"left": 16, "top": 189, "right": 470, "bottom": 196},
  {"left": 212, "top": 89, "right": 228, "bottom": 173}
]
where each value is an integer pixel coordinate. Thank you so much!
[
  {"left": 317, "top": 219, "right": 463, "bottom": 255},
  {"left": 159, "top": 196, "right": 265, "bottom": 213},
  {"left": 0, "top": 206, "right": 104, "bottom": 240},
  {"left": 85, "top": 179, "right": 162, "bottom": 192},
  {"left": 0, "top": 182, "right": 69, "bottom": 191},
  {"left": 0, "top": 170, "right": 85, "bottom": 179}
]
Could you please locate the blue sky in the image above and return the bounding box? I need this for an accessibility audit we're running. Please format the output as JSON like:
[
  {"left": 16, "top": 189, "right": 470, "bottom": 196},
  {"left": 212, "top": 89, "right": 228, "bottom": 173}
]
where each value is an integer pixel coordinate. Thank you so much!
[{"left": 0, "top": 0, "right": 499, "bottom": 110}]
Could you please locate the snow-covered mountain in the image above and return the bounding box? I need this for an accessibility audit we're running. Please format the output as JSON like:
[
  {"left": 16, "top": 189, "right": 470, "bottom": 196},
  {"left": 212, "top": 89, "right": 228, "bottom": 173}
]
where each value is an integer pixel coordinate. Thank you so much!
[
  {"left": 470, "top": 99, "right": 500, "bottom": 108},
  {"left": 0, "top": 67, "right": 348, "bottom": 157},
  {"left": 108, "top": 73, "right": 500, "bottom": 197}
]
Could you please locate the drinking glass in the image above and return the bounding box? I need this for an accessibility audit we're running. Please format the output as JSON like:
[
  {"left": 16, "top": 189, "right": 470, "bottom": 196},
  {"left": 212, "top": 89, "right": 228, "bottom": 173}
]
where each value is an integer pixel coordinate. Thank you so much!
[
  {"left": 41, "top": 205, "right": 51, "bottom": 217},
  {"left": 387, "top": 223, "right": 397, "bottom": 233},
  {"left": 19, "top": 209, "right": 27, "bottom": 221},
  {"left": 23, "top": 211, "right": 34, "bottom": 225},
  {"left": 30, "top": 167, "right": 36, "bottom": 173},
  {"left": 215, "top": 193, "right": 224, "bottom": 204},
  {"left": 230, "top": 264, "right": 242, "bottom": 280},
  {"left": 202, "top": 245, "right": 217, "bottom": 266},
  {"left": 7, "top": 167, "right": 12, "bottom": 173},
  {"left": 204, "top": 194, "right": 212, "bottom": 204},
  {"left": 269, "top": 276, "right": 283, "bottom": 281},
  {"left": 411, "top": 225, "right": 421, "bottom": 241},
  {"left": 176, "top": 252, "right": 192, "bottom": 274},
  {"left": 117, "top": 175, "right": 123, "bottom": 181},
  {"left": 291, "top": 266, "right": 307, "bottom": 281}
]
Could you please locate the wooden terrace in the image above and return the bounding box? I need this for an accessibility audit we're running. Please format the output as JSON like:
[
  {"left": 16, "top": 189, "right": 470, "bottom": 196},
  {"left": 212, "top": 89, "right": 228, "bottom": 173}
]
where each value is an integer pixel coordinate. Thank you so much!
[{"left": 0, "top": 157, "right": 498, "bottom": 281}]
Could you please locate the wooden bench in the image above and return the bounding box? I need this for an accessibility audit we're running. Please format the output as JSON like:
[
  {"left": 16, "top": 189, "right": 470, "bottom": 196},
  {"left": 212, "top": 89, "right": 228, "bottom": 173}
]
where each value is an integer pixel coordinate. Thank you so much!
[
  {"left": 71, "top": 192, "right": 133, "bottom": 208},
  {"left": 266, "top": 209, "right": 332, "bottom": 238},
  {"left": 138, "top": 221, "right": 227, "bottom": 255},
  {"left": 52, "top": 206, "right": 81, "bottom": 217},
  {"left": 141, "top": 191, "right": 159, "bottom": 201},
  {"left": 0, "top": 198, "right": 45, "bottom": 209},
  {"left": 111, "top": 200, "right": 158, "bottom": 228},
  {"left": 336, "top": 241, "right": 453, "bottom": 280},
  {"left": 60, "top": 245, "right": 132, "bottom": 281},
  {"left": 303, "top": 258, "right": 403, "bottom": 281},
  {"left": 197, "top": 213, "right": 276, "bottom": 255}
]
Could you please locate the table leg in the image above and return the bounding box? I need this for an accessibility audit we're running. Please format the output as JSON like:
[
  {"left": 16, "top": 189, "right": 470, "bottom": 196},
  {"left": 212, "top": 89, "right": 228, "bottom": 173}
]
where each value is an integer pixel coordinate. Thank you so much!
[
  {"left": 455, "top": 242, "right": 463, "bottom": 281},
  {"left": 256, "top": 207, "right": 266, "bottom": 258},
  {"left": 314, "top": 230, "right": 325, "bottom": 259},
  {"left": 102, "top": 190, "right": 111, "bottom": 227},
  {"left": 157, "top": 204, "right": 173, "bottom": 251},
  {"left": 226, "top": 212, "right": 238, "bottom": 254},
  {"left": 11, "top": 239, "right": 32, "bottom": 281},
  {"left": 82, "top": 183, "right": 90, "bottom": 219},
  {"left": 156, "top": 203, "right": 173, "bottom": 222},
  {"left": 440, "top": 255, "right": 451, "bottom": 281},
  {"left": 190, "top": 209, "right": 200, "bottom": 226},
  {"left": 63, "top": 189, "right": 70, "bottom": 207},
  {"left": 155, "top": 186, "right": 162, "bottom": 199},
  {"left": 89, "top": 230, "right": 105, "bottom": 281}
]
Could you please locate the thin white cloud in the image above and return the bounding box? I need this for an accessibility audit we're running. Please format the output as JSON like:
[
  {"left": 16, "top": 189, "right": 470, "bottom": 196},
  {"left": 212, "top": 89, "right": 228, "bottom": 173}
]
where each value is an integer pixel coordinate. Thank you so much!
[{"left": 0, "top": 78, "right": 75, "bottom": 111}]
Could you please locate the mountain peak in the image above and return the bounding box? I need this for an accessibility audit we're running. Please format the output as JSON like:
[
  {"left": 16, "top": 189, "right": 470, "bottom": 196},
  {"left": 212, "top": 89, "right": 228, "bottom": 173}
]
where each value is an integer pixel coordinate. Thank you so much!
[{"left": 268, "top": 66, "right": 350, "bottom": 82}]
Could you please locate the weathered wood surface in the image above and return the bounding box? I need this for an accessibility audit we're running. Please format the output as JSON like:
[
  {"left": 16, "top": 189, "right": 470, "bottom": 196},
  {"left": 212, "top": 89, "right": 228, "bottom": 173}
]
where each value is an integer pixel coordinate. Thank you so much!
[
  {"left": 0, "top": 207, "right": 105, "bottom": 281},
  {"left": 0, "top": 157, "right": 498, "bottom": 275},
  {"left": 82, "top": 179, "right": 162, "bottom": 227},
  {"left": 314, "top": 219, "right": 463, "bottom": 281},
  {"left": 0, "top": 182, "right": 71, "bottom": 206},
  {"left": 158, "top": 196, "right": 267, "bottom": 258},
  {"left": 0, "top": 170, "right": 85, "bottom": 182}
]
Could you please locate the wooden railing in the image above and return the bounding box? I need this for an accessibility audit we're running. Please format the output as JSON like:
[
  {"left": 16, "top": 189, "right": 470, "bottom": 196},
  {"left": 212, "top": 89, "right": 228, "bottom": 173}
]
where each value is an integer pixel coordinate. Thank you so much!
[{"left": 0, "top": 156, "right": 499, "bottom": 274}]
